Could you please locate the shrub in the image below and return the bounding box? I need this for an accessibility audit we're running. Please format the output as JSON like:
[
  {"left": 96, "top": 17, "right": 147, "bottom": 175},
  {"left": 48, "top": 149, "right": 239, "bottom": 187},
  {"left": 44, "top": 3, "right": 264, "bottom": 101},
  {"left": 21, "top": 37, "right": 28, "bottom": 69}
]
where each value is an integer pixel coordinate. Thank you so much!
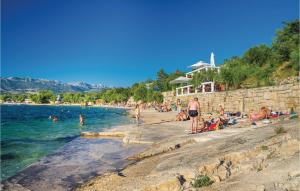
[
  {"left": 274, "top": 126, "right": 286, "bottom": 134},
  {"left": 191, "top": 175, "right": 214, "bottom": 188},
  {"left": 261, "top": 145, "right": 269, "bottom": 150},
  {"left": 257, "top": 165, "right": 263, "bottom": 172}
]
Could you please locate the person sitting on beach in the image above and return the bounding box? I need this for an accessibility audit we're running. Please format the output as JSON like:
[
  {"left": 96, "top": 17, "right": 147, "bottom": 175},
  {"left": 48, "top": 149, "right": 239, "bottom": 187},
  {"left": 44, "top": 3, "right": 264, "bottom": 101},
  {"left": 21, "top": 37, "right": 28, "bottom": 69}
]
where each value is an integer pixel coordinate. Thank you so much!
[
  {"left": 79, "top": 114, "right": 85, "bottom": 126},
  {"left": 188, "top": 97, "right": 200, "bottom": 134},
  {"left": 176, "top": 109, "right": 189, "bottom": 121},
  {"left": 135, "top": 104, "right": 140, "bottom": 125},
  {"left": 197, "top": 117, "right": 206, "bottom": 132},
  {"left": 176, "top": 111, "right": 183, "bottom": 121},
  {"left": 249, "top": 107, "right": 269, "bottom": 121}
]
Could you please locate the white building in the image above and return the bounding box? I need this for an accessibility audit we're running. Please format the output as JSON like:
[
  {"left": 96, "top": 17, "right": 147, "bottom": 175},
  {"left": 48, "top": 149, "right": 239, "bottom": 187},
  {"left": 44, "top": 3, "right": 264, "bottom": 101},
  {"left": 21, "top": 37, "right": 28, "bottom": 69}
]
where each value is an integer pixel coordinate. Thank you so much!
[{"left": 170, "top": 52, "right": 221, "bottom": 96}]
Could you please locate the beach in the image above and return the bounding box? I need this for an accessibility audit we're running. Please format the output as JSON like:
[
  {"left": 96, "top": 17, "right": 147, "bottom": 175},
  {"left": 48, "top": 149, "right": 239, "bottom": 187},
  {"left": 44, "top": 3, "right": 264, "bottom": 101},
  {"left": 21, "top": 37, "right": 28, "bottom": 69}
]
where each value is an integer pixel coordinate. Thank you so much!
[
  {"left": 76, "top": 110, "right": 300, "bottom": 191},
  {"left": 2, "top": 107, "right": 299, "bottom": 191}
]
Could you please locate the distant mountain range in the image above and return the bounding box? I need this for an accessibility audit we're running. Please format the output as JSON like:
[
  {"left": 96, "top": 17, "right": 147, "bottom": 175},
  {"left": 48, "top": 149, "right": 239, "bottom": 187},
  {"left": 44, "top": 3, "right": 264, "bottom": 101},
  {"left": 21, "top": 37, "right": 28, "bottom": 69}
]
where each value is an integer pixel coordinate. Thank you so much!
[{"left": 0, "top": 77, "right": 106, "bottom": 93}]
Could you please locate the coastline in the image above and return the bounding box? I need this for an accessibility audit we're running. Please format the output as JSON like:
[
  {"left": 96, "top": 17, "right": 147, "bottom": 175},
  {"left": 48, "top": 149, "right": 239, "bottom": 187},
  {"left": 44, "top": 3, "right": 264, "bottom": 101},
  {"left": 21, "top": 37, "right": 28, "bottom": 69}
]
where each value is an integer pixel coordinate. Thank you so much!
[
  {"left": 2, "top": 108, "right": 299, "bottom": 191},
  {"left": 76, "top": 112, "right": 300, "bottom": 191},
  {"left": 0, "top": 102, "right": 133, "bottom": 110},
  {"left": 1, "top": 104, "right": 137, "bottom": 190}
]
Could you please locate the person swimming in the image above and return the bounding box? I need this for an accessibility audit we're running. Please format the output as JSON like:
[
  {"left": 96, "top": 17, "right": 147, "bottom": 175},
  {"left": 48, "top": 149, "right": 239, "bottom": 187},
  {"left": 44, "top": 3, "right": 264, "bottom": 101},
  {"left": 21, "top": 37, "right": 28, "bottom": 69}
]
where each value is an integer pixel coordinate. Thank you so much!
[{"left": 49, "top": 115, "right": 58, "bottom": 122}]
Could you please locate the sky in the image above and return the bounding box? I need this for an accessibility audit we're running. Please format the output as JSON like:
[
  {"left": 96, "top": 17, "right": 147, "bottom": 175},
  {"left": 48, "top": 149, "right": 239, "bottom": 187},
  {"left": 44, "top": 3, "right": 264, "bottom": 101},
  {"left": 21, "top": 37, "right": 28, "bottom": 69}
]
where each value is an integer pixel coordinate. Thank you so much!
[{"left": 1, "top": 0, "right": 299, "bottom": 87}]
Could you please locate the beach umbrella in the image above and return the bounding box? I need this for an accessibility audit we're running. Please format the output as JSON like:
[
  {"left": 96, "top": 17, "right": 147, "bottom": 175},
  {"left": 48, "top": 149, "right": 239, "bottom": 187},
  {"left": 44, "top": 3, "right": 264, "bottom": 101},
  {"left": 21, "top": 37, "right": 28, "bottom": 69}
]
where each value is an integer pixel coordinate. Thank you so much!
[
  {"left": 188, "top": 61, "right": 210, "bottom": 69},
  {"left": 169, "top": 76, "right": 191, "bottom": 84}
]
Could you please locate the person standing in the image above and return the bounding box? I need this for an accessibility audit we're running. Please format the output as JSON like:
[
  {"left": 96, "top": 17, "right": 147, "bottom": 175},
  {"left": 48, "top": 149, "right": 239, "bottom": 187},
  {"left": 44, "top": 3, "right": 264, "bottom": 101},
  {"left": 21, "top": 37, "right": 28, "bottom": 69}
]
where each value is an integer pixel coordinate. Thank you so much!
[
  {"left": 219, "top": 104, "right": 225, "bottom": 116},
  {"left": 135, "top": 104, "right": 140, "bottom": 125},
  {"left": 188, "top": 97, "right": 200, "bottom": 134},
  {"left": 79, "top": 114, "right": 85, "bottom": 126},
  {"left": 176, "top": 99, "right": 182, "bottom": 113}
]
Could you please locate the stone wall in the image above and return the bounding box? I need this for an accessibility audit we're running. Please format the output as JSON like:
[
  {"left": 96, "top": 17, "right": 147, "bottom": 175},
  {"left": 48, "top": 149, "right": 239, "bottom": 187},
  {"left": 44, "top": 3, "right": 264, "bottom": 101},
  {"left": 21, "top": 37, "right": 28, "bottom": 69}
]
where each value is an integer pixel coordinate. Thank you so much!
[{"left": 163, "top": 81, "right": 300, "bottom": 114}]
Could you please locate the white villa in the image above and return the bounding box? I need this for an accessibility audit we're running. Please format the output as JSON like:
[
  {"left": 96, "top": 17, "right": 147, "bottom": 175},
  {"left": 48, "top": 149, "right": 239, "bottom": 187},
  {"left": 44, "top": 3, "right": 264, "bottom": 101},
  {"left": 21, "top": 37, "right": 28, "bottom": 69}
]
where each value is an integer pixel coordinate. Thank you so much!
[{"left": 170, "top": 52, "right": 221, "bottom": 96}]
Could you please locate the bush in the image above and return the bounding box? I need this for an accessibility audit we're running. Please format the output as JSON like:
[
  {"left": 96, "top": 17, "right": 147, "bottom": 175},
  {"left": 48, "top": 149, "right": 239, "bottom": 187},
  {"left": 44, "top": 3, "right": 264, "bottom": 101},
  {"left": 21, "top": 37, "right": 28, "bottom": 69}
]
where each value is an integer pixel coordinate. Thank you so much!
[
  {"left": 261, "top": 145, "right": 269, "bottom": 150},
  {"left": 274, "top": 126, "right": 286, "bottom": 134},
  {"left": 191, "top": 175, "right": 214, "bottom": 188}
]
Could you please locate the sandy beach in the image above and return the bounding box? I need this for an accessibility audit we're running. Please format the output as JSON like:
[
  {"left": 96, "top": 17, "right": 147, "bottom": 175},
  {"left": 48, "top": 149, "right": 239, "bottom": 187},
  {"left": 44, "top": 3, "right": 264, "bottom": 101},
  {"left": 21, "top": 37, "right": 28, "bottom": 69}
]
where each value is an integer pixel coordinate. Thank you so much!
[{"left": 76, "top": 110, "right": 300, "bottom": 191}]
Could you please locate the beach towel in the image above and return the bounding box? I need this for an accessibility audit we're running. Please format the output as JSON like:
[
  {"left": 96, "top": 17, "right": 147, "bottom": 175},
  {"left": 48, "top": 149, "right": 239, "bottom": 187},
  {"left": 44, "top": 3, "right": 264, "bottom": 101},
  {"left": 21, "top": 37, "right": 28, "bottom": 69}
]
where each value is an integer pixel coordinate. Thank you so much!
[{"left": 208, "top": 123, "right": 217, "bottom": 131}]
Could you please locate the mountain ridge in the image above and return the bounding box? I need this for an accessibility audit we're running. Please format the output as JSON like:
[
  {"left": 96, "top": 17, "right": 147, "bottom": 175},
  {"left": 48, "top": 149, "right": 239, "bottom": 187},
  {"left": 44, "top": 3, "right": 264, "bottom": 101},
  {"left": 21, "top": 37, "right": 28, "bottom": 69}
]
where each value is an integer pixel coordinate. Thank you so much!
[{"left": 0, "top": 77, "right": 106, "bottom": 93}]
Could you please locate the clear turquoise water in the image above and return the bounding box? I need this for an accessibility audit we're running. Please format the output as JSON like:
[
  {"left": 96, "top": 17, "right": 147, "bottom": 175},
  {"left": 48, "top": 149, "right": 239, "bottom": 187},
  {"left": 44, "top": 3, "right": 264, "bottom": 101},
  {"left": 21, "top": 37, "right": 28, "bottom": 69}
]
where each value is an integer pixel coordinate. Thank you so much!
[{"left": 0, "top": 105, "right": 131, "bottom": 181}]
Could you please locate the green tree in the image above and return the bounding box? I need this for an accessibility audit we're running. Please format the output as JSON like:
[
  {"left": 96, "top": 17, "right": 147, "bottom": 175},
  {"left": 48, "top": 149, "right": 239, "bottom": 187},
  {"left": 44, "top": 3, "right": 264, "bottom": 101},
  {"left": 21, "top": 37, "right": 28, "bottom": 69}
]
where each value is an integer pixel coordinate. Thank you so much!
[
  {"left": 0, "top": 93, "right": 11, "bottom": 102},
  {"left": 37, "top": 90, "right": 55, "bottom": 103},
  {"left": 272, "top": 20, "right": 299, "bottom": 62},
  {"left": 11, "top": 94, "right": 26, "bottom": 102},
  {"left": 219, "top": 57, "right": 252, "bottom": 89},
  {"left": 133, "top": 84, "right": 147, "bottom": 102},
  {"left": 288, "top": 48, "right": 300, "bottom": 73},
  {"left": 243, "top": 45, "right": 273, "bottom": 67},
  {"left": 156, "top": 69, "right": 169, "bottom": 91}
]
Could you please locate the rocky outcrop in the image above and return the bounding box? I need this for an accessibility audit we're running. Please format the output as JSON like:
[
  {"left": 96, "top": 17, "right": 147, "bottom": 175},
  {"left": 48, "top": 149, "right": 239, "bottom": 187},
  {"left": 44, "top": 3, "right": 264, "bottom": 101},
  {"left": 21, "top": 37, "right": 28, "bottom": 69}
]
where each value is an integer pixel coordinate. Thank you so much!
[{"left": 77, "top": 119, "right": 300, "bottom": 191}]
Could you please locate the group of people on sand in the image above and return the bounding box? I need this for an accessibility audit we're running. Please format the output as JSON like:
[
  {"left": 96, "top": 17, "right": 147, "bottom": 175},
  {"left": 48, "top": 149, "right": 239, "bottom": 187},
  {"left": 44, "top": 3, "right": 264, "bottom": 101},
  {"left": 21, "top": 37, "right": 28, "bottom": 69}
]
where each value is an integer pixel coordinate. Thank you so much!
[
  {"left": 154, "top": 104, "right": 171, "bottom": 112},
  {"left": 177, "top": 96, "right": 295, "bottom": 134},
  {"left": 49, "top": 114, "right": 85, "bottom": 125},
  {"left": 176, "top": 98, "right": 233, "bottom": 134}
]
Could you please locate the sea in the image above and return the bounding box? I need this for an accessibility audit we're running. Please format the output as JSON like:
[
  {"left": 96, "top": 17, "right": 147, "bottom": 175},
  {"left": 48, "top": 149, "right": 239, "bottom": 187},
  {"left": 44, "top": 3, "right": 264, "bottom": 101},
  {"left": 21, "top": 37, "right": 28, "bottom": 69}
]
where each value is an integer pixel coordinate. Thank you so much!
[{"left": 0, "top": 104, "right": 132, "bottom": 181}]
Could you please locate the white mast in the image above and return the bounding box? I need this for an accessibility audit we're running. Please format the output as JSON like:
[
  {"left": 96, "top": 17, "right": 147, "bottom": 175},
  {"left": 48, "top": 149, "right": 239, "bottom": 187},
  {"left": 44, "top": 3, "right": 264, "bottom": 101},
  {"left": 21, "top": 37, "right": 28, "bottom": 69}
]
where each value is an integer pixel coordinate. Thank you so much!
[{"left": 210, "top": 52, "right": 215, "bottom": 67}]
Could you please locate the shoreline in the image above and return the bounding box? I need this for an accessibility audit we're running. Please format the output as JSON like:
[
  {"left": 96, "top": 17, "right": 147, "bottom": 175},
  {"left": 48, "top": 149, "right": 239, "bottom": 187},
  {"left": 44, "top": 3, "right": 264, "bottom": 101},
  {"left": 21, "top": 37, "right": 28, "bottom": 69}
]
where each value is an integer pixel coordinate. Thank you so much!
[
  {"left": 1, "top": 104, "right": 138, "bottom": 190},
  {"left": 0, "top": 102, "right": 133, "bottom": 110},
  {"left": 76, "top": 112, "right": 300, "bottom": 191},
  {"left": 2, "top": 108, "right": 299, "bottom": 191}
]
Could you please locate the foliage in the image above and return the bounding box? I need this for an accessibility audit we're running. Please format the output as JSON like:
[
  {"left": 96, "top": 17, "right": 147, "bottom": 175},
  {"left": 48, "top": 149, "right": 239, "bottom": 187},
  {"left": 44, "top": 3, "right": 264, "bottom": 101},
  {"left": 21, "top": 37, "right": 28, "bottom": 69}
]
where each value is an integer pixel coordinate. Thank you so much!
[
  {"left": 191, "top": 175, "right": 214, "bottom": 188},
  {"left": 155, "top": 69, "right": 185, "bottom": 91},
  {"left": 29, "top": 90, "right": 55, "bottom": 103},
  {"left": 61, "top": 92, "right": 84, "bottom": 103},
  {"left": 133, "top": 84, "right": 148, "bottom": 102},
  {"left": 190, "top": 68, "right": 219, "bottom": 87},
  {"left": 0, "top": 93, "right": 27, "bottom": 102},
  {"left": 261, "top": 145, "right": 269, "bottom": 150},
  {"left": 243, "top": 45, "right": 274, "bottom": 67},
  {"left": 274, "top": 126, "right": 286, "bottom": 135},
  {"left": 220, "top": 20, "right": 299, "bottom": 89},
  {"left": 272, "top": 20, "right": 299, "bottom": 62}
]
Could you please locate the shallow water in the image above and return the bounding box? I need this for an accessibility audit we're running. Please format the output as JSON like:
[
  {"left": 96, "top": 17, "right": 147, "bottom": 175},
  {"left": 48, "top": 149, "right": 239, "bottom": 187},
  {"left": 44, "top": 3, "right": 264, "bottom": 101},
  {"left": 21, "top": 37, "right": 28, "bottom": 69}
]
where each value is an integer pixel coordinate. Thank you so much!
[
  {"left": 1, "top": 104, "right": 132, "bottom": 181},
  {"left": 3, "top": 137, "right": 146, "bottom": 191}
]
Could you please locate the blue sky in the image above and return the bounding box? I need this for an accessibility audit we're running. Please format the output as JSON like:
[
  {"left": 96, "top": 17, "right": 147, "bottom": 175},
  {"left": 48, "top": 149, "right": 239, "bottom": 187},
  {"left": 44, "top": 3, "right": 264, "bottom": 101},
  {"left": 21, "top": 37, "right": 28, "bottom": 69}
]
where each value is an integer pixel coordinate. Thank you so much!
[{"left": 1, "top": 0, "right": 298, "bottom": 87}]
